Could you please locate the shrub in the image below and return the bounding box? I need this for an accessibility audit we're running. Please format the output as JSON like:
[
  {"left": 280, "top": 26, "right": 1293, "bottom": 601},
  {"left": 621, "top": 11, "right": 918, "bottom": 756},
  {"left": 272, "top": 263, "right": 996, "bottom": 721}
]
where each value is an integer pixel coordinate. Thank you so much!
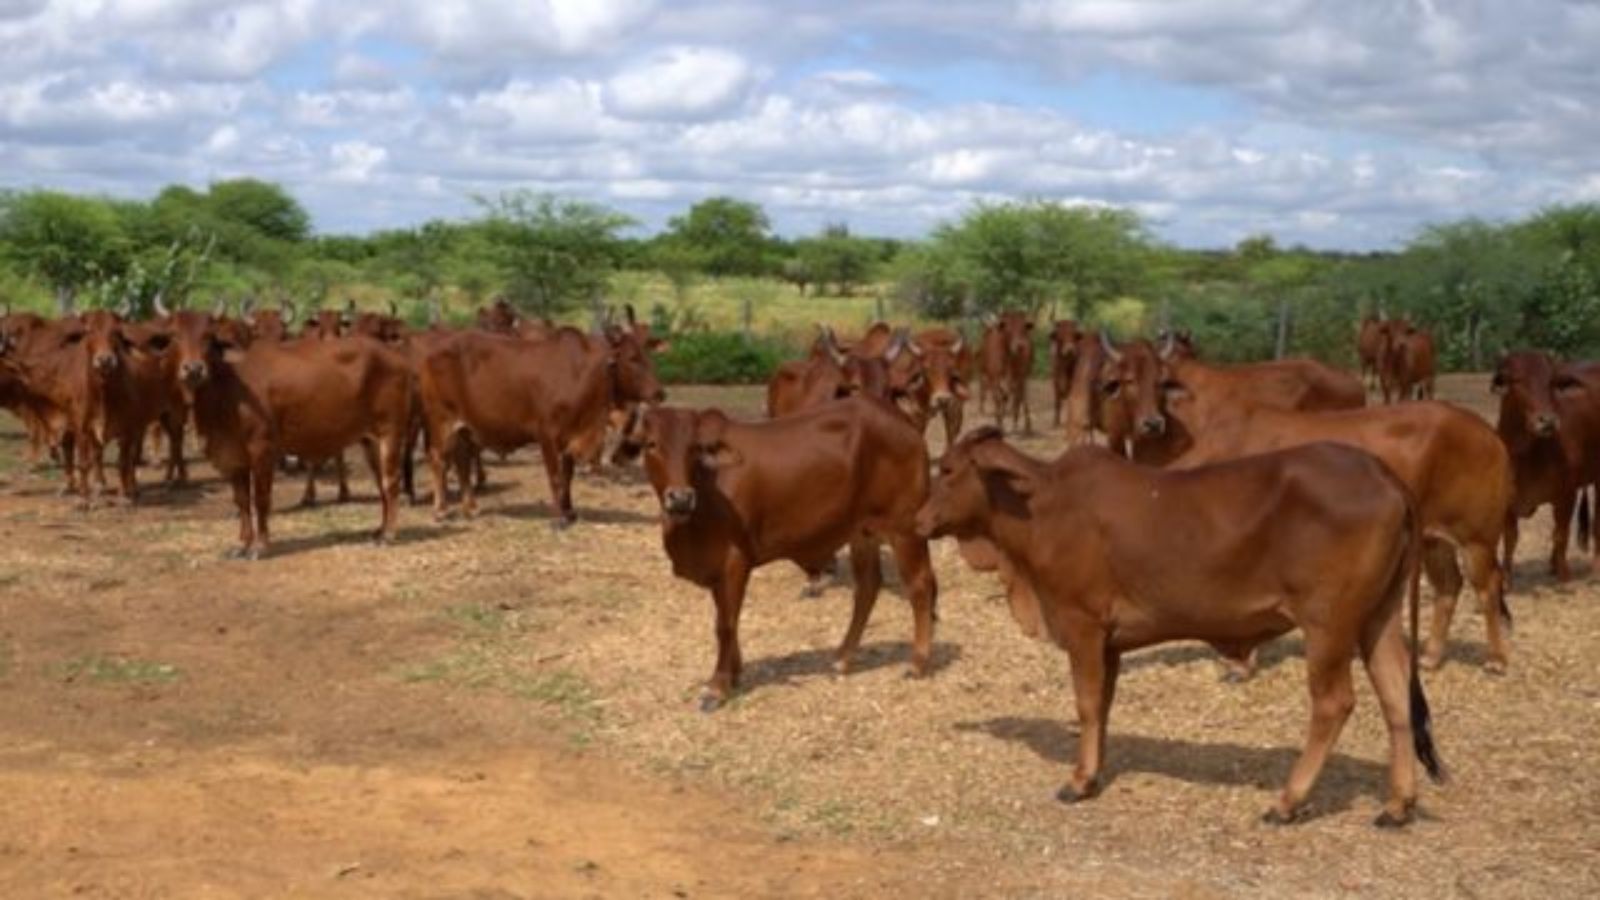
[{"left": 653, "top": 331, "right": 800, "bottom": 384}]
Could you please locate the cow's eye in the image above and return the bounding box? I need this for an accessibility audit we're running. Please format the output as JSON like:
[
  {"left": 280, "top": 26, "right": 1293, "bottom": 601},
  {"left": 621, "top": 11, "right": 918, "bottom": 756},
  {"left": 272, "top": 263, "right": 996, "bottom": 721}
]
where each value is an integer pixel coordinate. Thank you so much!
[{"left": 1101, "top": 380, "right": 1122, "bottom": 397}]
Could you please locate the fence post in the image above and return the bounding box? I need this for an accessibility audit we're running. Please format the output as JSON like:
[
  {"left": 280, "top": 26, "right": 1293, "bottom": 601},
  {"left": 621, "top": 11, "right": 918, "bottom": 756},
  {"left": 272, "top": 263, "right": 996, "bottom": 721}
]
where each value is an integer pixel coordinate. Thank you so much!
[
  {"left": 742, "top": 296, "right": 753, "bottom": 340},
  {"left": 1274, "top": 296, "right": 1292, "bottom": 359},
  {"left": 874, "top": 293, "right": 885, "bottom": 323}
]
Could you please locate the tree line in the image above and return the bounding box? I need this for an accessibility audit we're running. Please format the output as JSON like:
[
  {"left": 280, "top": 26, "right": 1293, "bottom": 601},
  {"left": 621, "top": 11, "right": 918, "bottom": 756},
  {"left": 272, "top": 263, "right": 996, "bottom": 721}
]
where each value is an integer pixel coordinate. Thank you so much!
[{"left": 3, "top": 180, "right": 1599, "bottom": 370}]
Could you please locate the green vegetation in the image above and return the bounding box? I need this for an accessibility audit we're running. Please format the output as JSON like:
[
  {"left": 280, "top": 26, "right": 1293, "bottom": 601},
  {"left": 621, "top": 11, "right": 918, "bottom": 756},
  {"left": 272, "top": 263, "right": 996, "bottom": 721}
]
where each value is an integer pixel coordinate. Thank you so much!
[
  {"left": 5, "top": 179, "right": 1600, "bottom": 373},
  {"left": 53, "top": 655, "right": 180, "bottom": 685}
]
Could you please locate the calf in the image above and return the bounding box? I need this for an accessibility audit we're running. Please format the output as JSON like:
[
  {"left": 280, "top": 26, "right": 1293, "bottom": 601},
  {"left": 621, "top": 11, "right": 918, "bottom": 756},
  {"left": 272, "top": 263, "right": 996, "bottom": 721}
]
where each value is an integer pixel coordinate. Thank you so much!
[
  {"left": 1358, "top": 315, "right": 1385, "bottom": 391},
  {"left": 72, "top": 310, "right": 187, "bottom": 504},
  {"left": 1175, "top": 401, "right": 1513, "bottom": 673},
  {"left": 625, "top": 397, "right": 938, "bottom": 710},
  {"left": 1048, "top": 321, "right": 1085, "bottom": 429},
  {"left": 1493, "top": 351, "right": 1600, "bottom": 583},
  {"left": 918, "top": 429, "right": 1443, "bottom": 826}
]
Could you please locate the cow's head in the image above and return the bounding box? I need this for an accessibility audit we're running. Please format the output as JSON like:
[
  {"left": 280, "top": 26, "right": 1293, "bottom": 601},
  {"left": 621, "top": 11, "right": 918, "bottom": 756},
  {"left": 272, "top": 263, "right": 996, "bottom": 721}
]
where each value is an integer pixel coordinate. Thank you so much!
[
  {"left": 1493, "top": 351, "right": 1572, "bottom": 438},
  {"left": 477, "top": 297, "right": 517, "bottom": 333},
  {"left": 305, "top": 308, "right": 344, "bottom": 339},
  {"left": 1096, "top": 333, "right": 1166, "bottom": 437},
  {"left": 915, "top": 332, "right": 970, "bottom": 413},
  {"left": 916, "top": 426, "right": 1039, "bottom": 540},
  {"left": 998, "top": 311, "right": 1034, "bottom": 357},
  {"left": 605, "top": 328, "right": 667, "bottom": 405},
  {"left": 1157, "top": 328, "right": 1197, "bottom": 361},
  {"left": 1049, "top": 321, "right": 1083, "bottom": 369},
  {"left": 247, "top": 307, "right": 288, "bottom": 343},
  {"left": 628, "top": 406, "right": 740, "bottom": 523},
  {"left": 164, "top": 310, "right": 236, "bottom": 393}
]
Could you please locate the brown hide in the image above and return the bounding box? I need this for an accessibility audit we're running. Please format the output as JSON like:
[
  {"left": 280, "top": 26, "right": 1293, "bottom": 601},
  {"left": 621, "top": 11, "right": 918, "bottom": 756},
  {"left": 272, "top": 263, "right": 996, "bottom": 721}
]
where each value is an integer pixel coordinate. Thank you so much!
[
  {"left": 918, "top": 430, "right": 1439, "bottom": 825},
  {"left": 1175, "top": 400, "right": 1513, "bottom": 672},
  {"left": 631, "top": 396, "right": 937, "bottom": 709}
]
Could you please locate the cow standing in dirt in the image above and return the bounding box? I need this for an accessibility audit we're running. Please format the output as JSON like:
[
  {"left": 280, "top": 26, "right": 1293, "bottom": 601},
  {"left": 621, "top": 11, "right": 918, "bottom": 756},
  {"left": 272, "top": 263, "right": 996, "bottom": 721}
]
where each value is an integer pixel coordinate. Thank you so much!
[
  {"left": 416, "top": 326, "right": 664, "bottom": 525},
  {"left": 1494, "top": 351, "right": 1600, "bottom": 583},
  {"left": 979, "top": 312, "right": 1034, "bottom": 434},
  {"left": 918, "top": 429, "right": 1443, "bottom": 826},
  {"left": 162, "top": 312, "right": 414, "bottom": 559},
  {"left": 1378, "top": 319, "right": 1437, "bottom": 403},
  {"left": 624, "top": 397, "right": 938, "bottom": 711}
]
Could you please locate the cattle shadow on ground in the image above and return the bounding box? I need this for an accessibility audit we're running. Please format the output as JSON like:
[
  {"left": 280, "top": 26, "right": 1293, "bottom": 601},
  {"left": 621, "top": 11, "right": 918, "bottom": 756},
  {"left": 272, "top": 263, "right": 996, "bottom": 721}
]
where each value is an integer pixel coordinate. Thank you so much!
[
  {"left": 483, "top": 500, "right": 657, "bottom": 526},
  {"left": 1507, "top": 560, "right": 1591, "bottom": 594},
  {"left": 260, "top": 523, "right": 467, "bottom": 559},
  {"left": 1120, "top": 636, "right": 1304, "bottom": 677},
  {"left": 738, "top": 640, "right": 963, "bottom": 696},
  {"left": 954, "top": 716, "right": 1387, "bottom": 820}
]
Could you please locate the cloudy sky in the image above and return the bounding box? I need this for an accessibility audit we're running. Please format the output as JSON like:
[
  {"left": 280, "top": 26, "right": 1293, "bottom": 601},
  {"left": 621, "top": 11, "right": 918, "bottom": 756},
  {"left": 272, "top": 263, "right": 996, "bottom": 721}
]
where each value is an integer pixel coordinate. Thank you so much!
[{"left": 1, "top": 1, "right": 1596, "bottom": 249}]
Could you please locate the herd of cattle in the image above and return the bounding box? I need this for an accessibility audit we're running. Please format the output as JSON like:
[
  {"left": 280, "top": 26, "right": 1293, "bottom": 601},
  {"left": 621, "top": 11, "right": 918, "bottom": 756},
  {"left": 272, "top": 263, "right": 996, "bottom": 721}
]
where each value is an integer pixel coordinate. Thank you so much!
[{"left": 2, "top": 296, "right": 1597, "bottom": 828}]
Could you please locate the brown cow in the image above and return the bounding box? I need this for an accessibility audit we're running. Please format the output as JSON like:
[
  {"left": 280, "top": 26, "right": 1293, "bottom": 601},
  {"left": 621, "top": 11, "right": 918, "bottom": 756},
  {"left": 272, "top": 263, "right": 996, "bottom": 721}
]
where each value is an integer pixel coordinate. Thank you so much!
[
  {"left": 416, "top": 326, "right": 664, "bottom": 524},
  {"left": 1358, "top": 315, "right": 1385, "bottom": 391},
  {"left": 1493, "top": 351, "right": 1600, "bottom": 583},
  {"left": 907, "top": 327, "right": 970, "bottom": 447},
  {"left": 1175, "top": 401, "right": 1513, "bottom": 673},
  {"left": 1379, "top": 319, "right": 1436, "bottom": 403},
  {"left": 917, "top": 429, "right": 1443, "bottom": 826},
  {"left": 162, "top": 311, "right": 414, "bottom": 558},
  {"left": 766, "top": 324, "right": 908, "bottom": 419},
  {"left": 476, "top": 297, "right": 518, "bottom": 333},
  {"left": 624, "top": 397, "right": 937, "bottom": 710},
  {"left": 1048, "top": 321, "right": 1084, "bottom": 429},
  {"left": 72, "top": 310, "right": 187, "bottom": 504},
  {"left": 979, "top": 312, "right": 1034, "bottom": 433},
  {"left": 1098, "top": 342, "right": 1366, "bottom": 463}
]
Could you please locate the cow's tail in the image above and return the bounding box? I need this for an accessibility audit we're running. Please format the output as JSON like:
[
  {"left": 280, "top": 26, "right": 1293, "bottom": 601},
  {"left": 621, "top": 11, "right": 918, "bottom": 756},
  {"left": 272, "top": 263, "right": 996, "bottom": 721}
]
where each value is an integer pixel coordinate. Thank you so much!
[
  {"left": 1402, "top": 501, "right": 1447, "bottom": 785},
  {"left": 1578, "top": 487, "right": 1593, "bottom": 554}
]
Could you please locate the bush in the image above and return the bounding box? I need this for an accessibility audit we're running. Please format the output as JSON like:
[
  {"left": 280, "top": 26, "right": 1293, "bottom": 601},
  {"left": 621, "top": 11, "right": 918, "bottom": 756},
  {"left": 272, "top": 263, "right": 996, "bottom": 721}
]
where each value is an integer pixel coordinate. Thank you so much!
[{"left": 654, "top": 330, "right": 800, "bottom": 384}]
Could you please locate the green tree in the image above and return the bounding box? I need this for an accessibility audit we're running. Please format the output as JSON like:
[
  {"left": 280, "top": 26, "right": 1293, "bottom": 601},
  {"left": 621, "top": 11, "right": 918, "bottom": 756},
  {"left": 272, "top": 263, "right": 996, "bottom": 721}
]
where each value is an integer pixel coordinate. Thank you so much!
[
  {"left": 663, "top": 196, "right": 772, "bottom": 277},
  {"left": 475, "top": 191, "right": 635, "bottom": 318},
  {"left": 795, "top": 224, "right": 877, "bottom": 296},
  {"left": 0, "top": 190, "right": 130, "bottom": 313}
]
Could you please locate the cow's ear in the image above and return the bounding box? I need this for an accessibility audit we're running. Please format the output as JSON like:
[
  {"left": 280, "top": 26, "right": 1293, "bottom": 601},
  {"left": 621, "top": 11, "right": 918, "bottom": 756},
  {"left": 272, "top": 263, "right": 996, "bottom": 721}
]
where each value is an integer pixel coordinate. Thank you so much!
[
  {"left": 971, "top": 441, "right": 1040, "bottom": 497},
  {"left": 1024, "top": 321, "right": 1035, "bottom": 331},
  {"left": 61, "top": 329, "right": 86, "bottom": 346},
  {"left": 646, "top": 337, "right": 669, "bottom": 353}
]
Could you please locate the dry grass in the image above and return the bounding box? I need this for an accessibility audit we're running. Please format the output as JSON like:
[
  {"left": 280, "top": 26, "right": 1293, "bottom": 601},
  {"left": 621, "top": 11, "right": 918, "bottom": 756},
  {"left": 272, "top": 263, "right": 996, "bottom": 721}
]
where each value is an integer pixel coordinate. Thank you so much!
[{"left": 1, "top": 374, "right": 1598, "bottom": 897}]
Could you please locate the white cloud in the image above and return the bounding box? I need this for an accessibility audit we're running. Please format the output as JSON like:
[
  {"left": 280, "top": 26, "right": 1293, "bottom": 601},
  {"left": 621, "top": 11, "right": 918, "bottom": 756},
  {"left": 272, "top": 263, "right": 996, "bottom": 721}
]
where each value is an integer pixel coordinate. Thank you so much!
[
  {"left": 329, "top": 140, "right": 387, "bottom": 182},
  {"left": 603, "top": 46, "right": 755, "bottom": 121}
]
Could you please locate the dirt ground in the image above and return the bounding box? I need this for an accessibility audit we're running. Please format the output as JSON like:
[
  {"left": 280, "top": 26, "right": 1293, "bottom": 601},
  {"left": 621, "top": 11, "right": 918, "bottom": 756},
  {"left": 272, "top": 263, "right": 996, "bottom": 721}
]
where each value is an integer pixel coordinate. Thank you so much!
[{"left": 2, "top": 374, "right": 1597, "bottom": 899}]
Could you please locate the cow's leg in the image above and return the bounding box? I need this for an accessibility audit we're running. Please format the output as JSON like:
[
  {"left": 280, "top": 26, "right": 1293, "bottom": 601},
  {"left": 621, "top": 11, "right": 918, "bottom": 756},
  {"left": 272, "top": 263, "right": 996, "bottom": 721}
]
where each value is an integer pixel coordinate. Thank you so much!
[
  {"left": 944, "top": 401, "right": 963, "bottom": 449},
  {"left": 425, "top": 422, "right": 452, "bottom": 520},
  {"left": 1215, "top": 643, "right": 1259, "bottom": 682},
  {"left": 836, "top": 539, "right": 884, "bottom": 674},
  {"left": 58, "top": 431, "right": 78, "bottom": 496},
  {"left": 473, "top": 448, "right": 486, "bottom": 490},
  {"left": 249, "top": 456, "right": 274, "bottom": 559},
  {"left": 1018, "top": 381, "right": 1032, "bottom": 434},
  {"left": 1267, "top": 631, "right": 1356, "bottom": 824},
  {"left": 225, "top": 471, "right": 254, "bottom": 558},
  {"left": 1550, "top": 490, "right": 1576, "bottom": 582},
  {"left": 300, "top": 460, "right": 320, "bottom": 508},
  {"left": 360, "top": 438, "right": 392, "bottom": 544},
  {"left": 1057, "top": 620, "right": 1114, "bottom": 803},
  {"left": 451, "top": 440, "right": 475, "bottom": 517},
  {"left": 163, "top": 412, "right": 187, "bottom": 486},
  {"left": 1358, "top": 609, "right": 1419, "bottom": 828},
  {"left": 703, "top": 557, "right": 751, "bottom": 711},
  {"left": 889, "top": 535, "right": 937, "bottom": 677},
  {"left": 1501, "top": 512, "right": 1519, "bottom": 591},
  {"left": 335, "top": 451, "right": 351, "bottom": 503},
  {"left": 1464, "top": 541, "right": 1510, "bottom": 674},
  {"left": 1419, "top": 538, "right": 1464, "bottom": 671},
  {"left": 538, "top": 438, "right": 576, "bottom": 528},
  {"left": 116, "top": 431, "right": 139, "bottom": 505}
]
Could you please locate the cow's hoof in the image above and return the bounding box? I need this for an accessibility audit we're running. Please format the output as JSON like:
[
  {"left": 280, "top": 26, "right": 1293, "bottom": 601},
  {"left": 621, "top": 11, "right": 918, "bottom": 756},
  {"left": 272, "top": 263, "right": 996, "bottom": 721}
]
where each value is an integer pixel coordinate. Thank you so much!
[
  {"left": 1484, "top": 658, "right": 1508, "bottom": 676},
  {"left": 697, "top": 692, "right": 724, "bottom": 713},
  {"left": 550, "top": 516, "right": 575, "bottom": 532},
  {"left": 371, "top": 530, "right": 393, "bottom": 546},
  {"left": 1419, "top": 652, "right": 1444, "bottom": 672},
  {"left": 1055, "top": 781, "right": 1098, "bottom": 804},
  {"left": 800, "top": 584, "right": 823, "bottom": 600},
  {"left": 1220, "top": 668, "right": 1252, "bottom": 684},
  {"left": 223, "top": 546, "right": 249, "bottom": 561},
  {"left": 1373, "top": 807, "right": 1413, "bottom": 829},
  {"left": 1261, "top": 805, "right": 1309, "bottom": 826}
]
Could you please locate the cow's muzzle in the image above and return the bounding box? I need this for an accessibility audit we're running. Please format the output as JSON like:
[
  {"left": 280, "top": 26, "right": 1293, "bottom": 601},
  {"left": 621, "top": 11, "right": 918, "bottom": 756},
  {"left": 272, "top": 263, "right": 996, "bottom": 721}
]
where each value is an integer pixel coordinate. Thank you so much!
[
  {"left": 1533, "top": 414, "right": 1559, "bottom": 437},
  {"left": 1139, "top": 415, "right": 1166, "bottom": 437},
  {"left": 181, "top": 361, "right": 209, "bottom": 385},
  {"left": 92, "top": 353, "right": 118, "bottom": 373},
  {"left": 662, "top": 487, "right": 697, "bottom": 518}
]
